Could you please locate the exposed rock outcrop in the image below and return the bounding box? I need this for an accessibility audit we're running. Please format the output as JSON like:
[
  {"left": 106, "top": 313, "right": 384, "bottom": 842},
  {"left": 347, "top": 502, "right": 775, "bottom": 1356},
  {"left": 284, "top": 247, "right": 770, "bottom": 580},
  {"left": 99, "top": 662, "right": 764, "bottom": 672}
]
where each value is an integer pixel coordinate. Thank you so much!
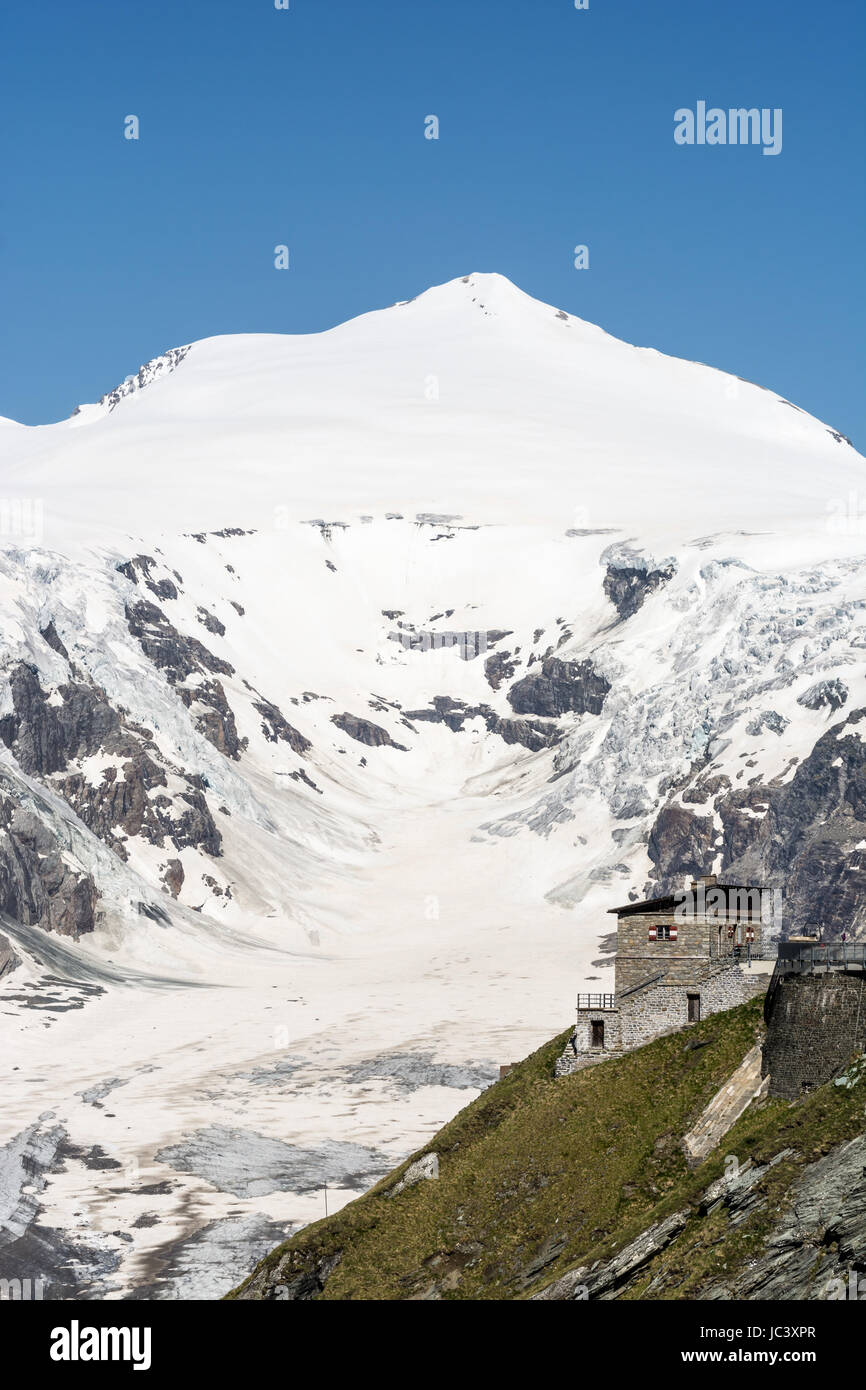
[
  {"left": 94, "top": 344, "right": 191, "bottom": 413},
  {"left": 484, "top": 650, "right": 518, "bottom": 691},
  {"left": 647, "top": 805, "right": 717, "bottom": 884},
  {"left": 177, "top": 679, "right": 245, "bottom": 761},
  {"left": 253, "top": 699, "right": 311, "bottom": 757},
  {"left": 0, "top": 664, "right": 120, "bottom": 777},
  {"left": 602, "top": 550, "right": 676, "bottom": 621},
  {"left": 196, "top": 607, "right": 226, "bottom": 638},
  {"left": 0, "top": 931, "right": 20, "bottom": 979},
  {"left": 0, "top": 662, "right": 222, "bottom": 864},
  {"left": 703, "top": 1134, "right": 866, "bottom": 1299},
  {"left": 243, "top": 1251, "right": 343, "bottom": 1301},
  {"left": 507, "top": 657, "right": 610, "bottom": 719},
  {"left": 797, "top": 678, "right": 848, "bottom": 713},
  {"left": 125, "top": 600, "right": 245, "bottom": 760},
  {"left": 0, "top": 796, "right": 99, "bottom": 937},
  {"left": 387, "top": 1152, "right": 439, "bottom": 1198},
  {"left": 533, "top": 1210, "right": 691, "bottom": 1300},
  {"left": 648, "top": 709, "right": 866, "bottom": 939},
  {"left": 125, "top": 599, "right": 234, "bottom": 682},
  {"left": 404, "top": 697, "right": 560, "bottom": 753},
  {"left": 162, "top": 858, "right": 184, "bottom": 899},
  {"left": 116, "top": 554, "right": 179, "bottom": 602},
  {"left": 39, "top": 622, "right": 70, "bottom": 661},
  {"left": 682, "top": 1044, "right": 767, "bottom": 1165},
  {"left": 331, "top": 714, "right": 408, "bottom": 751}
]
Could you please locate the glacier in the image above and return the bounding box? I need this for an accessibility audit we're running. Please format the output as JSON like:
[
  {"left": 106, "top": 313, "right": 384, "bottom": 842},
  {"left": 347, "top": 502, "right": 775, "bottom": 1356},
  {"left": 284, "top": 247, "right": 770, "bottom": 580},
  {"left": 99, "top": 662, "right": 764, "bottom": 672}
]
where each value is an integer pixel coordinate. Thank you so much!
[{"left": 0, "top": 272, "right": 863, "bottom": 1297}]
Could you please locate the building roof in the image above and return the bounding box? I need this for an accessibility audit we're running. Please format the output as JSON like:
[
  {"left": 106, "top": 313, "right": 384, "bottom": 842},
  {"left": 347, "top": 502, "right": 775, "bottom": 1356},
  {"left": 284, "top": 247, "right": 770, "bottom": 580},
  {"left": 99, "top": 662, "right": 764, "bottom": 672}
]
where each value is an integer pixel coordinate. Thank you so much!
[{"left": 608, "top": 882, "right": 766, "bottom": 917}]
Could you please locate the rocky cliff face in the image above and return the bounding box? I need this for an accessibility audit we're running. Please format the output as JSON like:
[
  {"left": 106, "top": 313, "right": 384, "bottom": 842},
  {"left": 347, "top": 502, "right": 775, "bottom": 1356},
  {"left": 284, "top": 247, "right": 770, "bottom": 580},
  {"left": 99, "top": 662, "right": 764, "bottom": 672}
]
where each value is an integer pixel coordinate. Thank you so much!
[
  {"left": 508, "top": 657, "right": 610, "bottom": 718},
  {"left": 91, "top": 346, "right": 192, "bottom": 415},
  {"left": 0, "top": 792, "right": 98, "bottom": 937},
  {"left": 648, "top": 707, "right": 866, "bottom": 939},
  {"left": 536, "top": 1128, "right": 866, "bottom": 1301},
  {"left": 602, "top": 549, "right": 677, "bottom": 622},
  {"left": 0, "top": 932, "right": 19, "bottom": 978},
  {"left": 0, "top": 521, "right": 863, "bottom": 953}
]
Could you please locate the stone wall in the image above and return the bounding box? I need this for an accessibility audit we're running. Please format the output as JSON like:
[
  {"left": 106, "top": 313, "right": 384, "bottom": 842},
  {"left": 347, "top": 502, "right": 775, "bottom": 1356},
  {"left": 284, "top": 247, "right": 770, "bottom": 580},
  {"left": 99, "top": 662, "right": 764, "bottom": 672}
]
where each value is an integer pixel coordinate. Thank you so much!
[
  {"left": 614, "top": 910, "right": 761, "bottom": 995},
  {"left": 763, "top": 972, "right": 866, "bottom": 1099},
  {"left": 571, "top": 1006, "right": 621, "bottom": 1052},
  {"left": 618, "top": 966, "right": 766, "bottom": 1049},
  {"left": 556, "top": 964, "right": 767, "bottom": 1075}
]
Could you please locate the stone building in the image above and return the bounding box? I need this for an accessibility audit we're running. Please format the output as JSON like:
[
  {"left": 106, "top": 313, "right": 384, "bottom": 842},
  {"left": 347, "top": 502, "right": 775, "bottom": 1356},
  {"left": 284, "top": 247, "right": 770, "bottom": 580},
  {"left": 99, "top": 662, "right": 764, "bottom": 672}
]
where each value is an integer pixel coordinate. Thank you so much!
[{"left": 557, "top": 875, "right": 773, "bottom": 1075}]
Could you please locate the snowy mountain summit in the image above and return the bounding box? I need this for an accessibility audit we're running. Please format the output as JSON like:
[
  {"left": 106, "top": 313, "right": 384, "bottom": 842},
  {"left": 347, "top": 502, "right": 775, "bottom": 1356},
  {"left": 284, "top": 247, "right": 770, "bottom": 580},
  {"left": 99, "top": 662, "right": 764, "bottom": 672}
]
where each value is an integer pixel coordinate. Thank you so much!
[
  {"left": 1, "top": 274, "right": 864, "bottom": 1297},
  {"left": 4, "top": 272, "right": 861, "bottom": 544}
]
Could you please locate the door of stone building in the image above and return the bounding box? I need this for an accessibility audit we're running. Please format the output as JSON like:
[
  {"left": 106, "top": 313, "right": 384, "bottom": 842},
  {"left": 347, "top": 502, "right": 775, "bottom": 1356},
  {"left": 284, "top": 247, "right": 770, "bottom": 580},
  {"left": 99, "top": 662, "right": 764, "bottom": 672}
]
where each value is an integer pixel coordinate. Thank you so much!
[
  {"left": 591, "top": 1020, "right": 605, "bottom": 1047},
  {"left": 687, "top": 994, "right": 701, "bottom": 1022}
]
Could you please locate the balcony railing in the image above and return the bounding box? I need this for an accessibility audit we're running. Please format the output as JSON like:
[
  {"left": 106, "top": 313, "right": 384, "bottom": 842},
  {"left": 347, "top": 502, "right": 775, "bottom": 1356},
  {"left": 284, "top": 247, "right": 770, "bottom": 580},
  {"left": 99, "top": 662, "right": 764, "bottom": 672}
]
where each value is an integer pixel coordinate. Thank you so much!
[
  {"left": 576, "top": 993, "right": 616, "bottom": 1010},
  {"left": 775, "top": 942, "right": 866, "bottom": 974}
]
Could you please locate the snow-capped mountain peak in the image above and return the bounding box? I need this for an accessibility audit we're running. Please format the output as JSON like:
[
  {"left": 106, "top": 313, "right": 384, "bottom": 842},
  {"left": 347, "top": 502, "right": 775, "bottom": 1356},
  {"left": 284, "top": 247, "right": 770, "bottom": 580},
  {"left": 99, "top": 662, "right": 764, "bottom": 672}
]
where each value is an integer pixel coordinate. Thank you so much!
[
  {"left": 1, "top": 274, "right": 861, "bottom": 550},
  {"left": 1, "top": 274, "right": 864, "bottom": 1298}
]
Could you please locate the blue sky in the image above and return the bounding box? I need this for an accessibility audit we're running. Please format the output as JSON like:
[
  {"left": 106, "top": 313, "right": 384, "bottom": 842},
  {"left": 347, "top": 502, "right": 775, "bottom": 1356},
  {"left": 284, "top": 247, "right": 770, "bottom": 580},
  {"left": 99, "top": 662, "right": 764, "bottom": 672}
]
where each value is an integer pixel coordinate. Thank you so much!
[{"left": 1, "top": 0, "right": 864, "bottom": 444}]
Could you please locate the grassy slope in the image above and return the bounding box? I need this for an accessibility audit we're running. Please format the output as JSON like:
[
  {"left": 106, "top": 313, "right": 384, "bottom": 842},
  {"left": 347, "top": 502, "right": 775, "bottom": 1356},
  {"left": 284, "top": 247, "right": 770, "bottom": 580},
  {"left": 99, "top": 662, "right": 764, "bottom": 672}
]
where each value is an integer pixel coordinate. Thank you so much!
[{"left": 229, "top": 998, "right": 866, "bottom": 1300}]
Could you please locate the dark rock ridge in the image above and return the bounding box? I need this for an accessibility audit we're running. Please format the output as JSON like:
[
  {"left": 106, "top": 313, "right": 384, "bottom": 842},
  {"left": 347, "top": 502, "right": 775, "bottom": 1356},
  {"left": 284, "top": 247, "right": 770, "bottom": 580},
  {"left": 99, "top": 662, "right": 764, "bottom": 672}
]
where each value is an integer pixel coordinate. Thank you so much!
[
  {"left": 196, "top": 607, "right": 226, "bottom": 638},
  {"left": 125, "top": 599, "right": 242, "bottom": 759},
  {"left": 0, "top": 795, "right": 99, "bottom": 937},
  {"left": 507, "top": 657, "right": 610, "bottom": 719},
  {"left": 603, "top": 558, "right": 676, "bottom": 621},
  {"left": 94, "top": 345, "right": 191, "bottom": 413},
  {"left": 0, "top": 930, "right": 20, "bottom": 977},
  {"left": 534, "top": 1210, "right": 691, "bottom": 1301},
  {"left": 126, "top": 600, "right": 302, "bottom": 769},
  {"left": 177, "top": 679, "right": 246, "bottom": 761},
  {"left": 253, "top": 698, "right": 311, "bottom": 757},
  {"left": 536, "top": 1125, "right": 866, "bottom": 1301},
  {"left": 0, "top": 660, "right": 222, "bottom": 868},
  {"left": 0, "top": 664, "right": 118, "bottom": 777},
  {"left": 245, "top": 1251, "right": 343, "bottom": 1301},
  {"left": 163, "top": 859, "right": 184, "bottom": 899},
  {"left": 648, "top": 708, "right": 866, "bottom": 940},
  {"left": 331, "top": 714, "right": 408, "bottom": 751},
  {"left": 116, "top": 554, "right": 179, "bottom": 602},
  {"left": 404, "top": 696, "right": 560, "bottom": 753},
  {"left": 57, "top": 762, "right": 222, "bottom": 861},
  {"left": 797, "top": 678, "right": 848, "bottom": 712},
  {"left": 648, "top": 805, "right": 716, "bottom": 886},
  {"left": 39, "top": 622, "right": 70, "bottom": 661},
  {"left": 125, "top": 599, "right": 233, "bottom": 683},
  {"left": 484, "top": 650, "right": 518, "bottom": 691}
]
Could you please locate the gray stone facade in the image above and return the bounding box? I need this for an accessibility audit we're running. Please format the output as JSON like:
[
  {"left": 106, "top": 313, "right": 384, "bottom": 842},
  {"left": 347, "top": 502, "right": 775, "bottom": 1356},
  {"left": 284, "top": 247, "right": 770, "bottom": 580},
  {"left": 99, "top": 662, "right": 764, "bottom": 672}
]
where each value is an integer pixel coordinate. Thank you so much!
[
  {"left": 762, "top": 972, "right": 866, "bottom": 1099},
  {"left": 557, "top": 877, "right": 771, "bottom": 1076}
]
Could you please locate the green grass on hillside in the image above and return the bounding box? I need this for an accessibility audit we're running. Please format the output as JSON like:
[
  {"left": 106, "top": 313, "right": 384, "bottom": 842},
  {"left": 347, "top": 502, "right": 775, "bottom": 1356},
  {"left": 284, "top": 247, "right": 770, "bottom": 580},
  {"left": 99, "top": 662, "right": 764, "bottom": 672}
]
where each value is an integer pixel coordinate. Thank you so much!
[
  {"left": 229, "top": 998, "right": 866, "bottom": 1300},
  {"left": 228, "top": 999, "right": 761, "bottom": 1299}
]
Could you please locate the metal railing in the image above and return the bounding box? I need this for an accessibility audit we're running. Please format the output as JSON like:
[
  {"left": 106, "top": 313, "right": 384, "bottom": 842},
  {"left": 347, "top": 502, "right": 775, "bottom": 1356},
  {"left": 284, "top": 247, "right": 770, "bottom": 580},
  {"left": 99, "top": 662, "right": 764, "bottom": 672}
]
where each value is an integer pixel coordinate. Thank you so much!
[
  {"left": 731, "top": 944, "right": 773, "bottom": 961},
  {"left": 765, "top": 942, "right": 866, "bottom": 1023},
  {"left": 775, "top": 942, "right": 866, "bottom": 974},
  {"left": 576, "top": 993, "right": 616, "bottom": 1010}
]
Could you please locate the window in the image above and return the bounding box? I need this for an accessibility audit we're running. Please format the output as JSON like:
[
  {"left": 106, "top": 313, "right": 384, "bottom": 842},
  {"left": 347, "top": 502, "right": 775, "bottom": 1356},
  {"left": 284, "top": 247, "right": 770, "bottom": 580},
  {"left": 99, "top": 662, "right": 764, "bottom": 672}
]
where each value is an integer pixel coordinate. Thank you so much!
[
  {"left": 687, "top": 994, "right": 701, "bottom": 1022},
  {"left": 650, "top": 924, "right": 677, "bottom": 941},
  {"left": 591, "top": 1020, "right": 605, "bottom": 1047}
]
